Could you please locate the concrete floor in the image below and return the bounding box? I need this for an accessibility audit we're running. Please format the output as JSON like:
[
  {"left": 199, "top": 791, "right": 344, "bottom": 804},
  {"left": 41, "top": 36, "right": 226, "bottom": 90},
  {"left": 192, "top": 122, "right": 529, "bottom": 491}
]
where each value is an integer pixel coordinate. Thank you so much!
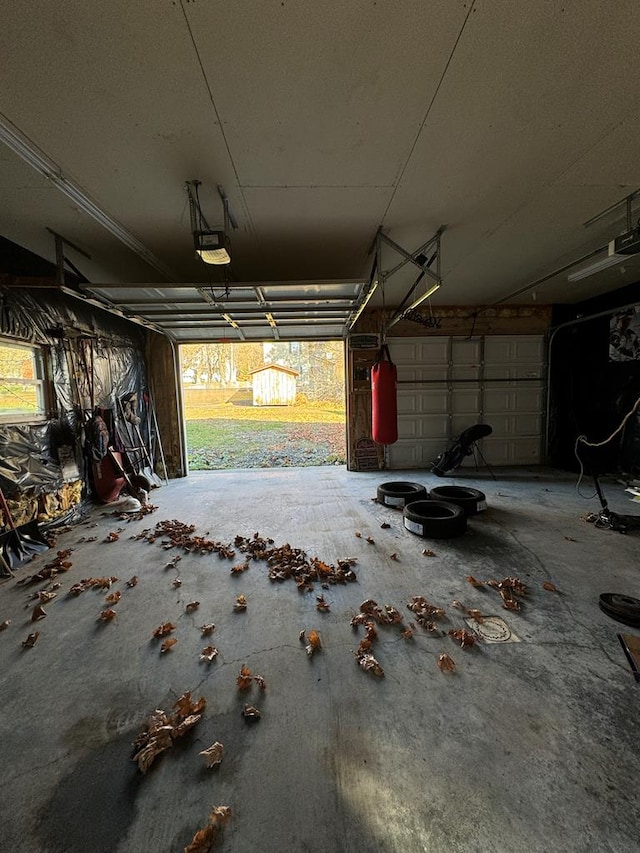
[{"left": 1, "top": 465, "right": 639, "bottom": 853}]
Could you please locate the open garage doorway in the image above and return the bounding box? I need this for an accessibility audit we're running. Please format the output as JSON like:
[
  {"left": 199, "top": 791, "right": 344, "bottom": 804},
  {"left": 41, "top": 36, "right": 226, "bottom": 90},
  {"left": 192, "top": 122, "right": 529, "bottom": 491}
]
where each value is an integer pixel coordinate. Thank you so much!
[{"left": 180, "top": 342, "right": 346, "bottom": 470}]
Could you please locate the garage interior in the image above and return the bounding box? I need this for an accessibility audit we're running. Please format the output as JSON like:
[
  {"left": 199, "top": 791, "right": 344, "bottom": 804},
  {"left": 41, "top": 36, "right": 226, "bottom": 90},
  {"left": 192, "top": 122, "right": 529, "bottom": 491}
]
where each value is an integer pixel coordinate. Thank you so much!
[{"left": 1, "top": 2, "right": 640, "bottom": 852}]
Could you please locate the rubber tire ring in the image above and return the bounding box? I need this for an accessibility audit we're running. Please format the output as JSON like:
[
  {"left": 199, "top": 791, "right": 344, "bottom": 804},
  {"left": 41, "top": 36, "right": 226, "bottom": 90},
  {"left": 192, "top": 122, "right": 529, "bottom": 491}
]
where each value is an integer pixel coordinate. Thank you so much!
[
  {"left": 599, "top": 593, "right": 640, "bottom": 627},
  {"left": 403, "top": 500, "right": 467, "bottom": 539},
  {"left": 377, "top": 481, "right": 428, "bottom": 508},
  {"left": 428, "top": 485, "right": 487, "bottom": 516}
]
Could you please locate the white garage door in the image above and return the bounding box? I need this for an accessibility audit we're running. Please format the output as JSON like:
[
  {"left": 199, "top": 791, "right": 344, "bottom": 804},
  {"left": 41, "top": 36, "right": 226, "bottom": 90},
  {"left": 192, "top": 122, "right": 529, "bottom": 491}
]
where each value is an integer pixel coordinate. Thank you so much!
[{"left": 386, "top": 335, "right": 545, "bottom": 469}]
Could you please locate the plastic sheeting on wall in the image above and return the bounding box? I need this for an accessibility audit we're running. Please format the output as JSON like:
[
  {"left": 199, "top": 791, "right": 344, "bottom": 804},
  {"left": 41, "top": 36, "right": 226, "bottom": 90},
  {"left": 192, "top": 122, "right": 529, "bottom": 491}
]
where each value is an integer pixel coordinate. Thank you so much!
[{"left": 0, "top": 285, "right": 152, "bottom": 499}]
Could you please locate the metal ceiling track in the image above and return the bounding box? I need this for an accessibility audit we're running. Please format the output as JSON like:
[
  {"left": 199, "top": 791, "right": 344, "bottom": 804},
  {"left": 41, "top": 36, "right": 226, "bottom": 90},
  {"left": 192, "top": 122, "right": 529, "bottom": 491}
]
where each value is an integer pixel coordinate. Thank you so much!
[{"left": 348, "top": 225, "right": 444, "bottom": 333}]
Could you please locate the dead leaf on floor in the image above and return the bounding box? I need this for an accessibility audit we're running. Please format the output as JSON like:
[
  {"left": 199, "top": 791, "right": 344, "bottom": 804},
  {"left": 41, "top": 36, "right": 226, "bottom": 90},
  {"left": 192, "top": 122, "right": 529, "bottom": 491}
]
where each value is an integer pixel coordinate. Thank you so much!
[
  {"left": 448, "top": 628, "right": 478, "bottom": 649},
  {"left": 422, "top": 548, "right": 436, "bottom": 557},
  {"left": 31, "top": 604, "right": 47, "bottom": 622},
  {"left": 316, "top": 595, "right": 331, "bottom": 613},
  {"left": 38, "top": 590, "right": 57, "bottom": 603},
  {"left": 366, "top": 536, "right": 375, "bottom": 545},
  {"left": 437, "top": 653, "right": 456, "bottom": 673},
  {"left": 242, "top": 705, "right": 261, "bottom": 721},
  {"left": 200, "top": 646, "right": 218, "bottom": 662},
  {"left": 0, "top": 619, "right": 11, "bottom": 631},
  {"left": 466, "top": 575, "right": 485, "bottom": 587},
  {"left": 106, "top": 591, "right": 121, "bottom": 605},
  {"left": 199, "top": 742, "right": 224, "bottom": 768},
  {"left": 401, "top": 626, "right": 414, "bottom": 640},
  {"left": 299, "top": 629, "right": 306, "bottom": 642},
  {"left": 126, "top": 576, "right": 138, "bottom": 588},
  {"left": 564, "top": 536, "right": 577, "bottom": 542},
  {"left": 133, "top": 691, "right": 206, "bottom": 775},
  {"left": 186, "top": 601, "right": 200, "bottom": 612},
  {"left": 160, "top": 637, "right": 177, "bottom": 653},
  {"left": 542, "top": 581, "right": 559, "bottom": 592},
  {"left": 380, "top": 522, "right": 391, "bottom": 529},
  {"left": 237, "top": 666, "right": 253, "bottom": 691},
  {"left": 105, "top": 531, "right": 120, "bottom": 543},
  {"left": 230, "top": 561, "right": 249, "bottom": 575},
  {"left": 184, "top": 805, "right": 232, "bottom": 853},
  {"left": 355, "top": 532, "right": 362, "bottom": 538},
  {"left": 234, "top": 594, "right": 247, "bottom": 612},
  {"left": 98, "top": 608, "right": 117, "bottom": 622},
  {"left": 200, "top": 623, "right": 215, "bottom": 636},
  {"left": 306, "top": 629, "right": 322, "bottom": 656},
  {"left": 22, "top": 631, "right": 39, "bottom": 647},
  {"left": 152, "top": 622, "right": 176, "bottom": 638},
  {"left": 253, "top": 674, "right": 266, "bottom": 690},
  {"left": 356, "top": 653, "right": 384, "bottom": 677},
  {"left": 389, "top": 553, "right": 399, "bottom": 561},
  {"left": 172, "top": 578, "right": 182, "bottom": 588}
]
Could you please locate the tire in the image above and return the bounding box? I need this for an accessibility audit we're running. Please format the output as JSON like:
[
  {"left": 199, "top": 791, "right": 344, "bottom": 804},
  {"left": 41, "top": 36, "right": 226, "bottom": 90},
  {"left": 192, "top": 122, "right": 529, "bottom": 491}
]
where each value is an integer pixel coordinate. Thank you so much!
[
  {"left": 428, "top": 485, "right": 487, "bottom": 516},
  {"left": 599, "top": 593, "right": 640, "bottom": 627},
  {"left": 377, "top": 481, "right": 428, "bottom": 508},
  {"left": 403, "top": 500, "right": 467, "bottom": 539}
]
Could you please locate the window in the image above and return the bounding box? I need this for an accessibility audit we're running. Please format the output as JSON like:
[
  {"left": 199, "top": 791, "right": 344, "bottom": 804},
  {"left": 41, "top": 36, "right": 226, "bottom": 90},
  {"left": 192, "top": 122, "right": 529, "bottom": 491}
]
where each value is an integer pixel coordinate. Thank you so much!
[{"left": 0, "top": 339, "right": 47, "bottom": 423}]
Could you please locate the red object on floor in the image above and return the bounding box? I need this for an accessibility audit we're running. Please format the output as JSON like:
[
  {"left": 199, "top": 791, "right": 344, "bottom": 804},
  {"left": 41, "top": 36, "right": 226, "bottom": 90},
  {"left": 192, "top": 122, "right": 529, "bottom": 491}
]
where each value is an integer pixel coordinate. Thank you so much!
[{"left": 93, "top": 452, "right": 126, "bottom": 502}]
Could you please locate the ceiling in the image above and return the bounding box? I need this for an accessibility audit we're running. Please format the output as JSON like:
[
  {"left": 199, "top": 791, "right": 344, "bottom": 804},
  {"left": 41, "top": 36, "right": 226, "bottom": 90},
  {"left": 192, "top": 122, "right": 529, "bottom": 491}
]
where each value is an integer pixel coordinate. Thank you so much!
[{"left": 2, "top": 0, "right": 640, "bottom": 343}]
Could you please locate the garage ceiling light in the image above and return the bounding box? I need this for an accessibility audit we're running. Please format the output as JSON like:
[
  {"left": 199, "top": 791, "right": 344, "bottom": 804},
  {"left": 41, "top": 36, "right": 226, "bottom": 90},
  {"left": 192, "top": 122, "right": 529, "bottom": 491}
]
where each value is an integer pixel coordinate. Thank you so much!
[
  {"left": 195, "top": 230, "right": 231, "bottom": 265},
  {"left": 567, "top": 254, "right": 626, "bottom": 282}
]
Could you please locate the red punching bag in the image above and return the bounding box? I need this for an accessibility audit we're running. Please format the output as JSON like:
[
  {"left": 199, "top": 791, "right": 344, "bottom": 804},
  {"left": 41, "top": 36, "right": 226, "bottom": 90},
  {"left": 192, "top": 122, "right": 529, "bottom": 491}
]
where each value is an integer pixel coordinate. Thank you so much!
[{"left": 371, "top": 344, "right": 398, "bottom": 445}]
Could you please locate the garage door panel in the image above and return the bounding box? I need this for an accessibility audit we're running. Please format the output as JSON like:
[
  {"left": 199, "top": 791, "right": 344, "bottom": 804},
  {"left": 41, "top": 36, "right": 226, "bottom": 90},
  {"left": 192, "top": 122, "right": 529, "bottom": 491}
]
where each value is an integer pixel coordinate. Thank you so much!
[
  {"left": 398, "top": 414, "right": 449, "bottom": 440},
  {"left": 484, "top": 384, "right": 544, "bottom": 413},
  {"left": 450, "top": 339, "right": 482, "bottom": 380},
  {"left": 474, "top": 436, "right": 541, "bottom": 465},
  {"left": 387, "top": 439, "right": 444, "bottom": 468},
  {"left": 484, "top": 336, "right": 545, "bottom": 364},
  {"left": 451, "top": 386, "right": 482, "bottom": 415},
  {"left": 485, "top": 412, "right": 542, "bottom": 436},
  {"left": 386, "top": 335, "right": 545, "bottom": 469},
  {"left": 397, "top": 389, "right": 448, "bottom": 415}
]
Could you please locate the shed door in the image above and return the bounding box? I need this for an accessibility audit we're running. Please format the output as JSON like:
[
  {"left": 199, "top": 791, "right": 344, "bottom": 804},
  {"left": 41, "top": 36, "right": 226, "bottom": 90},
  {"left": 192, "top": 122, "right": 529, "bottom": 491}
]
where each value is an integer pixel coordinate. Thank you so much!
[{"left": 385, "top": 335, "right": 545, "bottom": 469}]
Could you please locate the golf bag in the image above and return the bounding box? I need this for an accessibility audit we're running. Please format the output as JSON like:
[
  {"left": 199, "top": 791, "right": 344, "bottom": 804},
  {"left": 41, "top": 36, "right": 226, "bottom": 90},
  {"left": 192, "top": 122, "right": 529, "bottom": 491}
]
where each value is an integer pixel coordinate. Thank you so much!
[{"left": 431, "top": 423, "right": 493, "bottom": 476}]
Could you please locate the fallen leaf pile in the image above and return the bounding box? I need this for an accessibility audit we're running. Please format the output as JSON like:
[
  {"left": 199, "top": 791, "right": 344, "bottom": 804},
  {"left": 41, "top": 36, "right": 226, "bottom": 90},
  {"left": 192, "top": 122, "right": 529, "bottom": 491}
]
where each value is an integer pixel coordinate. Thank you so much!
[
  {"left": 406, "top": 595, "right": 447, "bottom": 632},
  {"left": 132, "top": 691, "right": 206, "bottom": 774},
  {"left": 136, "top": 519, "right": 235, "bottom": 558},
  {"left": 184, "top": 805, "right": 231, "bottom": 853},
  {"left": 16, "top": 549, "right": 74, "bottom": 586},
  {"left": 69, "top": 576, "right": 118, "bottom": 595},
  {"left": 447, "top": 628, "right": 478, "bottom": 649},
  {"left": 349, "top": 599, "right": 409, "bottom": 678},
  {"left": 464, "top": 575, "right": 528, "bottom": 611},
  {"left": 233, "top": 535, "right": 357, "bottom": 590}
]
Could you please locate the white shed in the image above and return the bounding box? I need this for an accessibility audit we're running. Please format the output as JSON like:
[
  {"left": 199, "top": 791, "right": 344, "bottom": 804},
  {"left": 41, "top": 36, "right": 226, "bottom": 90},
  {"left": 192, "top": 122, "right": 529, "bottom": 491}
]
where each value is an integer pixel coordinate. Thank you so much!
[{"left": 249, "top": 364, "right": 299, "bottom": 406}]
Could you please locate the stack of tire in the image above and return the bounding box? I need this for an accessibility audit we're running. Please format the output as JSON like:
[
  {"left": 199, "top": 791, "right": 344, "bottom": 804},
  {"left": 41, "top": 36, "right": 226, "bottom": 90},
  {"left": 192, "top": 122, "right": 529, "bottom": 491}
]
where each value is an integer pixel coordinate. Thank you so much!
[{"left": 377, "top": 482, "right": 487, "bottom": 539}]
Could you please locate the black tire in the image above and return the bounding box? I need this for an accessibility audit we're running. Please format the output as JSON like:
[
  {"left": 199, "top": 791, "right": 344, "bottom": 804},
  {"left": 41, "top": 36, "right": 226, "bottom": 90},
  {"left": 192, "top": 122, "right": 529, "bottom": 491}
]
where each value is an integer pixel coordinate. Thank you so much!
[
  {"left": 403, "top": 500, "right": 467, "bottom": 539},
  {"left": 599, "top": 593, "right": 640, "bottom": 627},
  {"left": 377, "top": 481, "right": 428, "bottom": 508},
  {"left": 428, "top": 485, "right": 487, "bottom": 516}
]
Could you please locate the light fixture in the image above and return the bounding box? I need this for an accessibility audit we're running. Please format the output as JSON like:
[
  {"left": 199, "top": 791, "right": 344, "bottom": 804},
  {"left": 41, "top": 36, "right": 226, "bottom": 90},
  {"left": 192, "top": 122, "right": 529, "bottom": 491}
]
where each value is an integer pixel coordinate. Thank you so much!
[
  {"left": 195, "top": 230, "right": 231, "bottom": 265},
  {"left": 186, "top": 180, "right": 233, "bottom": 266},
  {"left": 402, "top": 282, "right": 441, "bottom": 313},
  {"left": 567, "top": 254, "right": 627, "bottom": 282}
]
